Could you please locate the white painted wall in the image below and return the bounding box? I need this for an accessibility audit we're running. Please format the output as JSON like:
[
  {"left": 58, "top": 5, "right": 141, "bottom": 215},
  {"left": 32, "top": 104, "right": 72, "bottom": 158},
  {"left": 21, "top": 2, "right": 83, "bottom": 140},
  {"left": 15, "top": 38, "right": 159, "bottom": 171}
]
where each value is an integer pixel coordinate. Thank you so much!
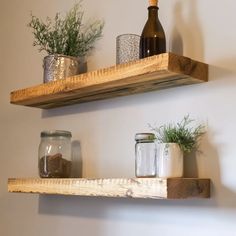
[{"left": 1, "top": 0, "right": 236, "bottom": 235}]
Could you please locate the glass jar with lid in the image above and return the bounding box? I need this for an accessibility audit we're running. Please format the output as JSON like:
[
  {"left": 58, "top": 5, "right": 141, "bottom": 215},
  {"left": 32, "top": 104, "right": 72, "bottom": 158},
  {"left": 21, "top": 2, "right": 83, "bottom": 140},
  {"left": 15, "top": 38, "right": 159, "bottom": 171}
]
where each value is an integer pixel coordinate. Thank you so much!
[
  {"left": 135, "top": 133, "right": 156, "bottom": 177},
  {"left": 38, "top": 130, "right": 72, "bottom": 178}
]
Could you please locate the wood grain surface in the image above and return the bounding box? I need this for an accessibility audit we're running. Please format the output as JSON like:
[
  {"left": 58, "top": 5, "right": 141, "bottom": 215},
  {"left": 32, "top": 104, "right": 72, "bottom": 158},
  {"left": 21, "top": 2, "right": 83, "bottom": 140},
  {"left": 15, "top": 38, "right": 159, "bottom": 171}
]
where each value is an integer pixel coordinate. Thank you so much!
[
  {"left": 8, "top": 178, "right": 210, "bottom": 199},
  {"left": 10, "top": 53, "right": 208, "bottom": 109}
]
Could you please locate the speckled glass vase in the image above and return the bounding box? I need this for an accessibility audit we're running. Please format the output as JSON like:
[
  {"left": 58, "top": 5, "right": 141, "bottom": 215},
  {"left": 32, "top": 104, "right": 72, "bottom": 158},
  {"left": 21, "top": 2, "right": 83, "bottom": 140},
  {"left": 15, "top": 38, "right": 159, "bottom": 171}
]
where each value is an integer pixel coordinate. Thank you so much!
[{"left": 116, "top": 34, "right": 140, "bottom": 64}]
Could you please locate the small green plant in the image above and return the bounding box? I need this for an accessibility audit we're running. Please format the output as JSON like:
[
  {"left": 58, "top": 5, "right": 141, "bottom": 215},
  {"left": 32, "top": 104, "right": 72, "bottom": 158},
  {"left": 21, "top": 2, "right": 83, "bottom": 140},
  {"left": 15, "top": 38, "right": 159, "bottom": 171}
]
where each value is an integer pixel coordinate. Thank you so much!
[
  {"left": 149, "top": 115, "right": 205, "bottom": 153},
  {"left": 28, "top": 1, "right": 104, "bottom": 57}
]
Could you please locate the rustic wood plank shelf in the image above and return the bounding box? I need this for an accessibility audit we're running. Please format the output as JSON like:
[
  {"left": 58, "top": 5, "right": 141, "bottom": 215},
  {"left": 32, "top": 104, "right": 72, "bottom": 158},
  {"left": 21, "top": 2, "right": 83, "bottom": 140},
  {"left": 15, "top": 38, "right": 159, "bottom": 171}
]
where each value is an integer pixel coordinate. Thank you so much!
[
  {"left": 8, "top": 178, "right": 210, "bottom": 199},
  {"left": 10, "top": 53, "right": 208, "bottom": 109}
]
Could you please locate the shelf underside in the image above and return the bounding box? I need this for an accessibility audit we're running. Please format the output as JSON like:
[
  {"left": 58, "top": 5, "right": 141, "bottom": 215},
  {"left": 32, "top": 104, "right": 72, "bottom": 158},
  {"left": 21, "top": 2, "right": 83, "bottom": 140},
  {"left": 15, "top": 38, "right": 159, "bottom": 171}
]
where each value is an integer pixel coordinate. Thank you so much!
[
  {"left": 10, "top": 53, "right": 208, "bottom": 109},
  {"left": 8, "top": 178, "right": 210, "bottom": 199}
]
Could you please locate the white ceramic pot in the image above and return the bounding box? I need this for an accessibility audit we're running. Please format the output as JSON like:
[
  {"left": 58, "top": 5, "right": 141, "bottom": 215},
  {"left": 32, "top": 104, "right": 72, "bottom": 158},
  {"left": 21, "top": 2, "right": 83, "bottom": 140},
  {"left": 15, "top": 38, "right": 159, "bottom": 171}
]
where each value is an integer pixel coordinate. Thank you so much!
[{"left": 158, "top": 143, "right": 183, "bottom": 178}]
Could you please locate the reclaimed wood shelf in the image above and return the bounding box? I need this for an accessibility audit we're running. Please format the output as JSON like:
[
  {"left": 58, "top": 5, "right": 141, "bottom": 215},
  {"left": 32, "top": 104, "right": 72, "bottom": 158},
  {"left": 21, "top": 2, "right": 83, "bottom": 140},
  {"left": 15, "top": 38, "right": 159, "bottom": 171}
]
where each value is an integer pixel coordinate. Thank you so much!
[
  {"left": 10, "top": 53, "right": 208, "bottom": 109},
  {"left": 8, "top": 178, "right": 210, "bottom": 199}
]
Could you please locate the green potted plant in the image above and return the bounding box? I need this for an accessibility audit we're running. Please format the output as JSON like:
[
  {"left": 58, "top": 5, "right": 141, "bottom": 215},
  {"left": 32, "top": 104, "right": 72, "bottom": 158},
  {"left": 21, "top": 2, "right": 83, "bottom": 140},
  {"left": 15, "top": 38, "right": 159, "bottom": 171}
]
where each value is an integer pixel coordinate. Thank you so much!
[
  {"left": 150, "top": 115, "right": 205, "bottom": 178},
  {"left": 28, "top": 1, "right": 104, "bottom": 83}
]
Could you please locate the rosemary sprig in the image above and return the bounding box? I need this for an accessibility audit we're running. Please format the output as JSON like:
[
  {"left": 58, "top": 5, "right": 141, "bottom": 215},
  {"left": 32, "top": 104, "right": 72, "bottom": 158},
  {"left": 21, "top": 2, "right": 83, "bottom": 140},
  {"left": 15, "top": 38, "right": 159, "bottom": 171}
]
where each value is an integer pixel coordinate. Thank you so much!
[
  {"left": 28, "top": 2, "right": 104, "bottom": 57},
  {"left": 149, "top": 115, "right": 205, "bottom": 153}
]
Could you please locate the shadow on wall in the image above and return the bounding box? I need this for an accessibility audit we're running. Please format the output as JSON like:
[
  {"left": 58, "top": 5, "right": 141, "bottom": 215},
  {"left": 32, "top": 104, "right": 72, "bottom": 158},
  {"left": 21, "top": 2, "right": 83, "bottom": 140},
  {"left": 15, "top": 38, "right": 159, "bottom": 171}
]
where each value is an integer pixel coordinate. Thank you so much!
[
  {"left": 209, "top": 57, "right": 236, "bottom": 82},
  {"left": 170, "top": 0, "right": 204, "bottom": 61},
  {"left": 71, "top": 140, "right": 83, "bottom": 178},
  {"left": 184, "top": 129, "right": 236, "bottom": 209},
  {"left": 184, "top": 130, "right": 218, "bottom": 179},
  {"left": 205, "top": 130, "right": 236, "bottom": 208}
]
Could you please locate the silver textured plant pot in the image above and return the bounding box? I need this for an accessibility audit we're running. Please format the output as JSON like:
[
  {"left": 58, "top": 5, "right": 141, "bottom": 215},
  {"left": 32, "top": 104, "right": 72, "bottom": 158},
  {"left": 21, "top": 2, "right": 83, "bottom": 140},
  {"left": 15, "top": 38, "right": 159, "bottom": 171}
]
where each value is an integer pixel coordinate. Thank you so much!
[{"left": 43, "top": 54, "right": 87, "bottom": 83}]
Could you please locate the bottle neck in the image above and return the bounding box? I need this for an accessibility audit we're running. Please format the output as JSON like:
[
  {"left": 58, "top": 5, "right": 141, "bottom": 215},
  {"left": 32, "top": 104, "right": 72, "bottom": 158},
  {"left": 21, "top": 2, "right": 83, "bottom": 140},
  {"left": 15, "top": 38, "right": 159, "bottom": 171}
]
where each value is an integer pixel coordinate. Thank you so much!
[{"left": 148, "top": 6, "right": 158, "bottom": 19}]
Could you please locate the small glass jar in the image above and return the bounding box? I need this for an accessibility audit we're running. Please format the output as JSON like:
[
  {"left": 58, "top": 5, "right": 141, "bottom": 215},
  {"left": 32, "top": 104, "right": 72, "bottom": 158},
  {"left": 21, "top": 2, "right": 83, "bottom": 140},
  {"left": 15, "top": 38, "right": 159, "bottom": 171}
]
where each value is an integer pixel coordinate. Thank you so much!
[
  {"left": 135, "top": 133, "right": 156, "bottom": 178},
  {"left": 38, "top": 130, "right": 72, "bottom": 178}
]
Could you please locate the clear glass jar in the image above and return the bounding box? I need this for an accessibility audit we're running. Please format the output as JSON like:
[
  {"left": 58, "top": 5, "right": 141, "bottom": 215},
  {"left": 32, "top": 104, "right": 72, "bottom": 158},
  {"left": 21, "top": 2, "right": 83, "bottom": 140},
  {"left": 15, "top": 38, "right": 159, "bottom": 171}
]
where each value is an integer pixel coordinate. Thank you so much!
[
  {"left": 38, "top": 130, "right": 72, "bottom": 178},
  {"left": 135, "top": 133, "right": 156, "bottom": 177}
]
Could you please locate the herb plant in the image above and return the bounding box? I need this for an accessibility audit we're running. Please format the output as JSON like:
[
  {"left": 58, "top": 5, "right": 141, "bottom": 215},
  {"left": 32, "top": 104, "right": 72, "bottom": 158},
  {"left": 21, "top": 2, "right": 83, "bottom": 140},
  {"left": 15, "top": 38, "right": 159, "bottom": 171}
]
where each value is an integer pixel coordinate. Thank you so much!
[
  {"left": 149, "top": 115, "right": 205, "bottom": 153},
  {"left": 28, "top": 2, "right": 104, "bottom": 57}
]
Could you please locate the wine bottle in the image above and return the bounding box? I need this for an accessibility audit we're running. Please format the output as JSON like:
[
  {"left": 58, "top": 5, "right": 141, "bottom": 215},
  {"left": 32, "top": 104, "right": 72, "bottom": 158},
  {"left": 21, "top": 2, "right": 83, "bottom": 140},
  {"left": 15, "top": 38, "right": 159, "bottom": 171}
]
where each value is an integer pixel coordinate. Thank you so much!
[{"left": 139, "top": 0, "right": 166, "bottom": 59}]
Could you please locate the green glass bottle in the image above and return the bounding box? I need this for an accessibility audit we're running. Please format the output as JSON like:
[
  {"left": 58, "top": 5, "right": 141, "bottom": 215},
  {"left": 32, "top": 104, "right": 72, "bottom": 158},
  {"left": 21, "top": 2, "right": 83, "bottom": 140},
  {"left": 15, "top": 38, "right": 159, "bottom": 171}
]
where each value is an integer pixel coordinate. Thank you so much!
[{"left": 140, "top": 0, "right": 166, "bottom": 58}]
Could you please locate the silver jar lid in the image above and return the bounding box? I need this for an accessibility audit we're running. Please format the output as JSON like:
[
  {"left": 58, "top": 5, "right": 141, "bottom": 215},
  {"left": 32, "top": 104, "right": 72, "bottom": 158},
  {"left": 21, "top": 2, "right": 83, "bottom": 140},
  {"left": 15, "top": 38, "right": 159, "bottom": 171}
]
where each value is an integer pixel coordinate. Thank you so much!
[
  {"left": 40, "top": 130, "right": 72, "bottom": 138},
  {"left": 135, "top": 133, "right": 155, "bottom": 141}
]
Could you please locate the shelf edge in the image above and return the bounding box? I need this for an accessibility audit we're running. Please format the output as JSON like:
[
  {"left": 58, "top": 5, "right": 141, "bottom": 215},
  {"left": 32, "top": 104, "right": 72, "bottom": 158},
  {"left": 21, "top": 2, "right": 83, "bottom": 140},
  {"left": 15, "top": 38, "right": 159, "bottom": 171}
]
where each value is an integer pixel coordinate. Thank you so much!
[{"left": 8, "top": 177, "right": 211, "bottom": 199}]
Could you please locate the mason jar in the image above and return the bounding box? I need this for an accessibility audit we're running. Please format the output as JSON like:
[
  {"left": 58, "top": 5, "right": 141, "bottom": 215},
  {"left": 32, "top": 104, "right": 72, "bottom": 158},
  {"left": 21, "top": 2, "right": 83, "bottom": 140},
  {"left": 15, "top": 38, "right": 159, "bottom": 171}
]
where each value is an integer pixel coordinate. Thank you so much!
[
  {"left": 135, "top": 133, "right": 156, "bottom": 177},
  {"left": 38, "top": 130, "right": 72, "bottom": 178}
]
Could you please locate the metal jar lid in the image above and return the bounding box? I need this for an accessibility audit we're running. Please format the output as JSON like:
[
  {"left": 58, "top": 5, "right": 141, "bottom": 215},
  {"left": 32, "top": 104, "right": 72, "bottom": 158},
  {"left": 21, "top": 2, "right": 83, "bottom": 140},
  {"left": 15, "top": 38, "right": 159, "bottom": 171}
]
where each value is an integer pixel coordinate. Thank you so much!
[
  {"left": 135, "top": 133, "right": 155, "bottom": 141},
  {"left": 40, "top": 130, "right": 72, "bottom": 138}
]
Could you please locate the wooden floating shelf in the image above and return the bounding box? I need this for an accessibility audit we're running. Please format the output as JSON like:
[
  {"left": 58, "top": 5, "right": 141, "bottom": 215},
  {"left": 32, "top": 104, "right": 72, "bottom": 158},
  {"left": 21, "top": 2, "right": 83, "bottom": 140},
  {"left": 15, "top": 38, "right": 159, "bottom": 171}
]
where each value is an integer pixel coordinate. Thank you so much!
[
  {"left": 8, "top": 178, "right": 210, "bottom": 199},
  {"left": 10, "top": 53, "right": 208, "bottom": 109}
]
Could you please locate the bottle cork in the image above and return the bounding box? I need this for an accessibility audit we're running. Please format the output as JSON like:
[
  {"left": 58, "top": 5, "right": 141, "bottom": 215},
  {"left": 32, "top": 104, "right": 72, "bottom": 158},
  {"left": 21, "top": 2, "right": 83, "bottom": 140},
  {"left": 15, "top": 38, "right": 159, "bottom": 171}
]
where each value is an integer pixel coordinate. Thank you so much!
[{"left": 149, "top": 0, "right": 158, "bottom": 7}]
